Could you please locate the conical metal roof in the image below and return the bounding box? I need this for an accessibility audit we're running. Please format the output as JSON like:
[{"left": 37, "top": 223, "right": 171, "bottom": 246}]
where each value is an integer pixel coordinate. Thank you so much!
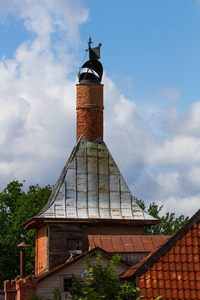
[{"left": 33, "top": 136, "right": 156, "bottom": 222}]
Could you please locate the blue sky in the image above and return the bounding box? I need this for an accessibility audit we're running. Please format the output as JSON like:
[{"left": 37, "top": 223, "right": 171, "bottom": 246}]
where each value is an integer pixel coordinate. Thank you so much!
[
  {"left": 81, "top": 0, "right": 200, "bottom": 108},
  {"left": 0, "top": 0, "right": 200, "bottom": 218}
]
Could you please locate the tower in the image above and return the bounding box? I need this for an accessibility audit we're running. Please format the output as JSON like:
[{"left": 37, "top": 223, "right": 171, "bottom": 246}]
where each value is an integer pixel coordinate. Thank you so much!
[{"left": 25, "top": 39, "right": 157, "bottom": 275}]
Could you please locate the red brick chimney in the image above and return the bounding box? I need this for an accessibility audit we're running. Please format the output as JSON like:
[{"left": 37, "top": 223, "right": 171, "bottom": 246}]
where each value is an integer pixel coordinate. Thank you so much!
[
  {"left": 76, "top": 83, "right": 104, "bottom": 142},
  {"left": 76, "top": 38, "right": 103, "bottom": 142}
]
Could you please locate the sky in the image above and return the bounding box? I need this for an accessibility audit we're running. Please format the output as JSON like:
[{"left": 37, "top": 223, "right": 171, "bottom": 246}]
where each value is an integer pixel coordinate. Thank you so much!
[{"left": 0, "top": 0, "right": 200, "bottom": 218}]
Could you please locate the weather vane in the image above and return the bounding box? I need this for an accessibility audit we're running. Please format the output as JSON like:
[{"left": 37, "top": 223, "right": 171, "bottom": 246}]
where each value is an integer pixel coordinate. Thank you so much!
[{"left": 78, "top": 36, "right": 103, "bottom": 83}]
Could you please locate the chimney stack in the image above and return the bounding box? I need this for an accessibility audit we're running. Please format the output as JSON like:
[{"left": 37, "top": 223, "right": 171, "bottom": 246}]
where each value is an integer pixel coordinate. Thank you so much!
[
  {"left": 18, "top": 242, "right": 28, "bottom": 278},
  {"left": 76, "top": 83, "right": 103, "bottom": 142},
  {"left": 77, "top": 38, "right": 103, "bottom": 142}
]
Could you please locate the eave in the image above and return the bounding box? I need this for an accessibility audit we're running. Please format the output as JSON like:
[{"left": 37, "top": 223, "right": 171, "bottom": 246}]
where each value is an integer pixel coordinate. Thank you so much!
[{"left": 25, "top": 217, "right": 158, "bottom": 229}]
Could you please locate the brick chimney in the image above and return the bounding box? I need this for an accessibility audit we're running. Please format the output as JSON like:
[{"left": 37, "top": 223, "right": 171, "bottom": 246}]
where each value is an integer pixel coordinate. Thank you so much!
[
  {"left": 76, "top": 38, "right": 103, "bottom": 142},
  {"left": 76, "top": 83, "right": 104, "bottom": 142}
]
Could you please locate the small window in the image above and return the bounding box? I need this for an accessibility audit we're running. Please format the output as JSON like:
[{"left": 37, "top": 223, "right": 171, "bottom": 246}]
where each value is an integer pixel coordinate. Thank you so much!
[{"left": 64, "top": 278, "right": 73, "bottom": 292}]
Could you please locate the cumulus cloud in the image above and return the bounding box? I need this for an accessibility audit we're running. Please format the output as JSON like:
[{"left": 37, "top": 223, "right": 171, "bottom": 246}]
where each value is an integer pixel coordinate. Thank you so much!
[
  {"left": 0, "top": 0, "right": 89, "bottom": 189},
  {"left": 103, "top": 76, "right": 200, "bottom": 217},
  {"left": 161, "top": 195, "right": 200, "bottom": 218},
  {"left": 0, "top": 0, "right": 89, "bottom": 38},
  {"left": 148, "top": 135, "right": 200, "bottom": 166},
  {"left": 0, "top": 0, "right": 199, "bottom": 219}
]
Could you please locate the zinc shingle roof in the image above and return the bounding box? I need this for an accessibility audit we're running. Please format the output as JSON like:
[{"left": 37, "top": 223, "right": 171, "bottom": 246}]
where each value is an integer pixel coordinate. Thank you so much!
[{"left": 25, "top": 136, "right": 157, "bottom": 228}]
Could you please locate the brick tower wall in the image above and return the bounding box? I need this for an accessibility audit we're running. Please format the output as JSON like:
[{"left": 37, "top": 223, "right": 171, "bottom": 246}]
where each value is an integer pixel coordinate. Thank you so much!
[
  {"left": 76, "top": 83, "right": 104, "bottom": 142},
  {"left": 35, "top": 225, "right": 47, "bottom": 275}
]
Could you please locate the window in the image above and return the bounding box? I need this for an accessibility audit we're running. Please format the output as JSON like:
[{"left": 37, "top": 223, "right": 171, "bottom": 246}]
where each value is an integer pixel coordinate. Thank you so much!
[{"left": 63, "top": 278, "right": 73, "bottom": 292}]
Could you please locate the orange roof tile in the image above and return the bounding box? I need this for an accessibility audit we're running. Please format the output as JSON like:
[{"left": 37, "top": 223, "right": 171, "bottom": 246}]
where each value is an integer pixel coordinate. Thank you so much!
[
  {"left": 88, "top": 235, "right": 170, "bottom": 253},
  {"left": 121, "top": 209, "right": 200, "bottom": 300}
]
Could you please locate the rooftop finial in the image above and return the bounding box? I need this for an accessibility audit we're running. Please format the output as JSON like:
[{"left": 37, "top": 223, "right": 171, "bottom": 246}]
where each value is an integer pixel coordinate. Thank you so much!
[
  {"left": 88, "top": 36, "right": 92, "bottom": 48},
  {"left": 78, "top": 37, "right": 103, "bottom": 83}
]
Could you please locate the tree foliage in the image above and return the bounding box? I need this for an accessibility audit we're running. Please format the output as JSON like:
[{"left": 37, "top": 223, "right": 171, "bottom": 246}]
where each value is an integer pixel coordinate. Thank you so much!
[
  {"left": 135, "top": 198, "right": 189, "bottom": 235},
  {"left": 0, "top": 181, "right": 52, "bottom": 288},
  {"left": 0, "top": 179, "right": 189, "bottom": 291},
  {"left": 69, "top": 253, "right": 141, "bottom": 300}
]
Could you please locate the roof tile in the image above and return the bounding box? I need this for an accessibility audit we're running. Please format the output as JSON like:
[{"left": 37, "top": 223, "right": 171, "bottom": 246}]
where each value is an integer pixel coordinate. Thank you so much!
[
  {"left": 163, "top": 278, "right": 171, "bottom": 290},
  {"left": 122, "top": 215, "right": 200, "bottom": 300},
  {"left": 189, "top": 278, "right": 196, "bottom": 289},
  {"left": 165, "top": 288, "right": 172, "bottom": 299},
  {"left": 152, "top": 289, "right": 160, "bottom": 300},
  {"left": 196, "top": 289, "right": 200, "bottom": 299},
  {"left": 187, "top": 262, "right": 194, "bottom": 272},
  {"left": 181, "top": 252, "right": 187, "bottom": 263},
  {"left": 171, "top": 288, "right": 178, "bottom": 299},
  {"left": 189, "top": 289, "right": 197, "bottom": 299},
  {"left": 184, "top": 288, "right": 191, "bottom": 299},
  {"left": 145, "top": 287, "right": 153, "bottom": 298},
  {"left": 178, "top": 288, "right": 184, "bottom": 299},
  {"left": 187, "top": 253, "right": 193, "bottom": 263},
  {"left": 157, "top": 271, "right": 163, "bottom": 281},
  {"left": 169, "top": 270, "right": 176, "bottom": 280},
  {"left": 182, "top": 262, "right": 187, "bottom": 272},
  {"left": 195, "top": 269, "right": 200, "bottom": 278},
  {"left": 157, "top": 278, "right": 164, "bottom": 289}
]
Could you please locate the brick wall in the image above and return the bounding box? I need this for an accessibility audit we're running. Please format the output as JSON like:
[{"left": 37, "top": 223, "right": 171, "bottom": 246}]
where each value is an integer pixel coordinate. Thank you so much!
[
  {"left": 16, "top": 277, "right": 37, "bottom": 300},
  {"left": 35, "top": 225, "right": 47, "bottom": 275},
  {"left": 4, "top": 280, "right": 16, "bottom": 300},
  {"left": 76, "top": 83, "right": 104, "bottom": 141},
  {"left": 4, "top": 277, "right": 37, "bottom": 300}
]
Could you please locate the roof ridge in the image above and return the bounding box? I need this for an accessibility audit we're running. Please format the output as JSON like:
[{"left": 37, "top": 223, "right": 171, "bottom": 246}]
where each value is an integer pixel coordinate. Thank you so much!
[{"left": 37, "top": 246, "right": 130, "bottom": 282}]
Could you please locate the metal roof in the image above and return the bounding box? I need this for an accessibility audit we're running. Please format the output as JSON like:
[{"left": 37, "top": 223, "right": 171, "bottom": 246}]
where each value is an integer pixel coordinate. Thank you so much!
[
  {"left": 88, "top": 235, "right": 170, "bottom": 253},
  {"left": 35, "top": 136, "right": 157, "bottom": 221}
]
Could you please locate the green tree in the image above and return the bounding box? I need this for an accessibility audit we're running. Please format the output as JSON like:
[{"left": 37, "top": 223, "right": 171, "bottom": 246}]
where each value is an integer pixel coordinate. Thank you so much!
[
  {"left": 135, "top": 198, "right": 189, "bottom": 235},
  {"left": 0, "top": 181, "right": 52, "bottom": 288},
  {"left": 69, "top": 253, "right": 141, "bottom": 300}
]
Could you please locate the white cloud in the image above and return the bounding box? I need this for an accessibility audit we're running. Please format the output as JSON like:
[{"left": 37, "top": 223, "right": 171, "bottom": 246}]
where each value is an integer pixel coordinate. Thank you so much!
[
  {"left": 0, "top": 0, "right": 89, "bottom": 189},
  {"left": 176, "top": 102, "right": 200, "bottom": 136},
  {"left": 157, "top": 172, "right": 181, "bottom": 197},
  {"left": 0, "top": 0, "right": 200, "bottom": 219},
  {"left": 161, "top": 195, "right": 200, "bottom": 217},
  {"left": 0, "top": 0, "right": 89, "bottom": 39},
  {"left": 148, "top": 135, "right": 200, "bottom": 166},
  {"left": 103, "top": 75, "right": 200, "bottom": 217}
]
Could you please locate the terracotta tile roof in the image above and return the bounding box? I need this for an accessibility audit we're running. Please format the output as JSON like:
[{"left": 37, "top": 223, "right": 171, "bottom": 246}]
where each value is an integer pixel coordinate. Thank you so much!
[
  {"left": 121, "top": 209, "right": 200, "bottom": 300},
  {"left": 88, "top": 235, "right": 170, "bottom": 253}
]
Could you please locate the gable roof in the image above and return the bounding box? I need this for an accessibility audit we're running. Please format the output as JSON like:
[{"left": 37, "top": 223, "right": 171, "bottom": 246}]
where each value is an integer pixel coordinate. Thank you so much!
[
  {"left": 36, "top": 246, "right": 130, "bottom": 282},
  {"left": 121, "top": 209, "right": 200, "bottom": 279},
  {"left": 25, "top": 136, "right": 157, "bottom": 228},
  {"left": 88, "top": 235, "right": 170, "bottom": 253},
  {"left": 121, "top": 209, "right": 200, "bottom": 300}
]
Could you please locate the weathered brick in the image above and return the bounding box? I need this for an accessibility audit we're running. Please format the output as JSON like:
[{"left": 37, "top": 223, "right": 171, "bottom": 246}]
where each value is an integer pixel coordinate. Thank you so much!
[
  {"left": 4, "top": 277, "right": 37, "bottom": 300},
  {"left": 35, "top": 225, "right": 47, "bottom": 275},
  {"left": 76, "top": 83, "right": 104, "bottom": 141}
]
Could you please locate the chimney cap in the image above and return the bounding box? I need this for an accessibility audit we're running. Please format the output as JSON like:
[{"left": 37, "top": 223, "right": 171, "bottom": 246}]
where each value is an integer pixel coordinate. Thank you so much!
[
  {"left": 78, "top": 37, "right": 103, "bottom": 84},
  {"left": 17, "top": 242, "right": 28, "bottom": 248}
]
